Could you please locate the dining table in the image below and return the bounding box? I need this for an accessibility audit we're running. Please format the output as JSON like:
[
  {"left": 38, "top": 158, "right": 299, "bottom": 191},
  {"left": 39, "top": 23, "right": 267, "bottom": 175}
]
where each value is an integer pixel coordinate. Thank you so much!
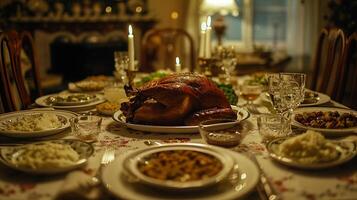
[{"left": 0, "top": 75, "right": 356, "bottom": 200}]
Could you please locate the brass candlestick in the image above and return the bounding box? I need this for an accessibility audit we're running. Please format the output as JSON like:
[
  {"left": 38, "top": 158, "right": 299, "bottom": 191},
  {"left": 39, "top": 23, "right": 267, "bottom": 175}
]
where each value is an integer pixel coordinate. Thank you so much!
[
  {"left": 125, "top": 69, "right": 138, "bottom": 87},
  {"left": 213, "top": 16, "right": 227, "bottom": 46}
]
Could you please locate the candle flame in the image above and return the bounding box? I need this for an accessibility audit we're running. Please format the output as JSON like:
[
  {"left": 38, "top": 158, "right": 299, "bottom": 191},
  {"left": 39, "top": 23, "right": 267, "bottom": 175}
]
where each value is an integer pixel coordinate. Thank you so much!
[
  {"left": 128, "top": 25, "right": 133, "bottom": 35},
  {"left": 175, "top": 57, "right": 180, "bottom": 65},
  {"left": 201, "top": 22, "right": 207, "bottom": 31},
  {"left": 206, "top": 16, "right": 211, "bottom": 27}
]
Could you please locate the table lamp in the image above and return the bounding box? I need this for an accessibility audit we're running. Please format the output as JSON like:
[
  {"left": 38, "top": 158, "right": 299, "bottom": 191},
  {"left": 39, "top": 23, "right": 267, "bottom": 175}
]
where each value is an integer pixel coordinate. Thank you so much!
[{"left": 200, "top": 0, "right": 239, "bottom": 46}]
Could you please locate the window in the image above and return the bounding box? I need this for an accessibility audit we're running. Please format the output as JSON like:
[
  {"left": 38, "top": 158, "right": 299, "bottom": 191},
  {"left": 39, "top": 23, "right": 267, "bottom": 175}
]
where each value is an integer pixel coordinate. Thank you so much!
[
  {"left": 214, "top": 0, "right": 244, "bottom": 41},
  {"left": 207, "top": 0, "right": 288, "bottom": 50},
  {"left": 253, "top": 0, "right": 287, "bottom": 43}
]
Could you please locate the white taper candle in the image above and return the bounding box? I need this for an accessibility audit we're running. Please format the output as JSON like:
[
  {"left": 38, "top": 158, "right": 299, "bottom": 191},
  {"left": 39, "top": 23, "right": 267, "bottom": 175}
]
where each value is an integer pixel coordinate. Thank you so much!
[
  {"left": 199, "top": 22, "right": 206, "bottom": 58},
  {"left": 128, "top": 25, "right": 135, "bottom": 70},
  {"left": 175, "top": 56, "right": 181, "bottom": 72},
  {"left": 205, "top": 16, "right": 212, "bottom": 58}
]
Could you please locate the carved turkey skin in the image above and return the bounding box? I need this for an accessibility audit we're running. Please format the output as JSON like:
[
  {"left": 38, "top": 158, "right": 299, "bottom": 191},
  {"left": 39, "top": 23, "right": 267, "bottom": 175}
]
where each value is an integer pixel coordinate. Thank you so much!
[{"left": 120, "top": 73, "right": 236, "bottom": 125}]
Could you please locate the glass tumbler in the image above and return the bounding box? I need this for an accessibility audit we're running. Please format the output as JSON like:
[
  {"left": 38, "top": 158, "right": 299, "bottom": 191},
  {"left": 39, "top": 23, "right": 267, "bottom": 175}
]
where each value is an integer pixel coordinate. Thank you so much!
[
  {"left": 199, "top": 119, "right": 242, "bottom": 147},
  {"left": 70, "top": 114, "right": 102, "bottom": 142},
  {"left": 114, "top": 51, "right": 129, "bottom": 83},
  {"left": 257, "top": 114, "right": 290, "bottom": 143}
]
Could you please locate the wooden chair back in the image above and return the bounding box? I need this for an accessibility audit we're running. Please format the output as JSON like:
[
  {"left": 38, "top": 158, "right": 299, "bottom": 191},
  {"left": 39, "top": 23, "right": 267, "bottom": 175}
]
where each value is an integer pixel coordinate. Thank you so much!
[
  {"left": 0, "top": 33, "right": 14, "bottom": 112},
  {"left": 315, "top": 28, "right": 346, "bottom": 99},
  {"left": 0, "top": 31, "right": 41, "bottom": 112},
  {"left": 336, "top": 33, "right": 357, "bottom": 109},
  {"left": 18, "top": 31, "right": 42, "bottom": 99},
  {"left": 0, "top": 32, "right": 23, "bottom": 112},
  {"left": 310, "top": 28, "right": 329, "bottom": 90},
  {"left": 140, "top": 28, "right": 196, "bottom": 72}
]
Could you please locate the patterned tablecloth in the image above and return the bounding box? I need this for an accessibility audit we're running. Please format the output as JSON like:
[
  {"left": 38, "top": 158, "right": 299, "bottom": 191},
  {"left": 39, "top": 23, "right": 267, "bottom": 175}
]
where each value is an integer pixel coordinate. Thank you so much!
[{"left": 0, "top": 96, "right": 356, "bottom": 200}]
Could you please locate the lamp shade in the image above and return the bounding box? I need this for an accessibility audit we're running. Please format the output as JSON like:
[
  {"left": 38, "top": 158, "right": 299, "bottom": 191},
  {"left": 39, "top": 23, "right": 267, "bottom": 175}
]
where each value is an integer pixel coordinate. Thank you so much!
[{"left": 201, "top": 0, "right": 239, "bottom": 16}]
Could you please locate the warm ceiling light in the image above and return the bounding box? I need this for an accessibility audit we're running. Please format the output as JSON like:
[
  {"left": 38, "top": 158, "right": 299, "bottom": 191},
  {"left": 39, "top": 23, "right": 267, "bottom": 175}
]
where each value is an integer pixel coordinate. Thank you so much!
[
  {"left": 171, "top": 11, "right": 179, "bottom": 20},
  {"left": 105, "top": 6, "right": 112, "bottom": 13},
  {"left": 135, "top": 6, "right": 143, "bottom": 13}
]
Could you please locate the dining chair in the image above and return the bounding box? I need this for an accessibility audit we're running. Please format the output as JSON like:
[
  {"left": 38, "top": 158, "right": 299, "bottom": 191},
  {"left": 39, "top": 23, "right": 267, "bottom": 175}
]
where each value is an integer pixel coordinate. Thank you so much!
[
  {"left": 0, "top": 32, "right": 13, "bottom": 112},
  {"left": 0, "top": 30, "right": 42, "bottom": 112},
  {"left": 310, "top": 28, "right": 329, "bottom": 90},
  {"left": 18, "top": 31, "right": 42, "bottom": 99},
  {"left": 0, "top": 31, "right": 22, "bottom": 112},
  {"left": 140, "top": 28, "right": 196, "bottom": 72},
  {"left": 315, "top": 28, "right": 346, "bottom": 99},
  {"left": 335, "top": 32, "right": 357, "bottom": 109}
]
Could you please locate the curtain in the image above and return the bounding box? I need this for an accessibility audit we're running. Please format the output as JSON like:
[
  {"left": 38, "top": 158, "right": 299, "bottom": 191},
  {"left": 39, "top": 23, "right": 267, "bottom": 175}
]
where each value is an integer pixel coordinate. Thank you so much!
[
  {"left": 185, "top": 0, "right": 201, "bottom": 50},
  {"left": 286, "top": 0, "right": 319, "bottom": 71}
]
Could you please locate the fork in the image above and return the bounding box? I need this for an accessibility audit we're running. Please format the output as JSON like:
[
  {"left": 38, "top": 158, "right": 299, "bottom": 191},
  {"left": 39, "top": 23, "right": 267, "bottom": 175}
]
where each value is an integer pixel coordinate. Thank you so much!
[
  {"left": 247, "top": 104, "right": 261, "bottom": 115},
  {"left": 246, "top": 152, "right": 280, "bottom": 200},
  {"left": 81, "top": 148, "right": 116, "bottom": 189},
  {"left": 98, "top": 148, "right": 115, "bottom": 174}
]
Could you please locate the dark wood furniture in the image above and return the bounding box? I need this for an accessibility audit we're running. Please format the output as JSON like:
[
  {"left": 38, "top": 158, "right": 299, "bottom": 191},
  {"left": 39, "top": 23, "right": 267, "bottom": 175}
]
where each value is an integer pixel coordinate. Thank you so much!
[
  {"left": 313, "top": 28, "right": 346, "bottom": 100},
  {"left": 336, "top": 33, "right": 357, "bottom": 109},
  {"left": 19, "top": 31, "right": 42, "bottom": 98},
  {"left": 234, "top": 52, "right": 291, "bottom": 75},
  {"left": 0, "top": 31, "right": 42, "bottom": 112},
  {"left": 0, "top": 32, "right": 18, "bottom": 112},
  {"left": 310, "top": 28, "right": 329, "bottom": 90},
  {"left": 7, "top": 19, "right": 157, "bottom": 36},
  {"left": 140, "top": 28, "right": 196, "bottom": 72},
  {"left": 323, "top": 29, "right": 346, "bottom": 99},
  {"left": 5, "top": 17, "right": 157, "bottom": 83}
]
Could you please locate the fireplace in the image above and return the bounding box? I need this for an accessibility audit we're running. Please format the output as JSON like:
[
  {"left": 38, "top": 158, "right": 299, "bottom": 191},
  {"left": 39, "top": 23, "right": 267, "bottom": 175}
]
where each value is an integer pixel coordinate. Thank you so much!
[{"left": 50, "top": 38, "right": 127, "bottom": 82}]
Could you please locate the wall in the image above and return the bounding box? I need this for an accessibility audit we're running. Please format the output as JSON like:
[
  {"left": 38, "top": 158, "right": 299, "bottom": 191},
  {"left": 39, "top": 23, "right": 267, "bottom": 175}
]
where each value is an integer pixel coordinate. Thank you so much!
[{"left": 148, "top": 0, "right": 189, "bottom": 29}]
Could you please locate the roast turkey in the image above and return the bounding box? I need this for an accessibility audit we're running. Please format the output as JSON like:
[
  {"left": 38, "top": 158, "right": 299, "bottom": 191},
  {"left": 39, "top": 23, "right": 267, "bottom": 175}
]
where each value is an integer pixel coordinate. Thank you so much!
[{"left": 120, "top": 73, "right": 236, "bottom": 125}]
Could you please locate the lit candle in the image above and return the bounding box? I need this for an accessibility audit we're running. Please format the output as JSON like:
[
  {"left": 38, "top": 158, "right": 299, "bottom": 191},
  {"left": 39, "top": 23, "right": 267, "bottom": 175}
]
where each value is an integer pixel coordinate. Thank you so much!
[
  {"left": 199, "top": 22, "right": 206, "bottom": 58},
  {"left": 175, "top": 56, "right": 181, "bottom": 72},
  {"left": 128, "top": 25, "right": 135, "bottom": 70},
  {"left": 205, "top": 16, "right": 212, "bottom": 58}
]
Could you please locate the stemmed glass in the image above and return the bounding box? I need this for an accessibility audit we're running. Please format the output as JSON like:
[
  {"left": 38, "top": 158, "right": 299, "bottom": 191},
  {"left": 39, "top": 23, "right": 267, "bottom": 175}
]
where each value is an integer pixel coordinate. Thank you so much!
[
  {"left": 114, "top": 51, "right": 129, "bottom": 84},
  {"left": 216, "top": 46, "right": 237, "bottom": 83},
  {"left": 267, "top": 73, "right": 306, "bottom": 133},
  {"left": 267, "top": 73, "right": 289, "bottom": 114},
  {"left": 279, "top": 73, "right": 306, "bottom": 110},
  {"left": 240, "top": 80, "right": 263, "bottom": 106}
]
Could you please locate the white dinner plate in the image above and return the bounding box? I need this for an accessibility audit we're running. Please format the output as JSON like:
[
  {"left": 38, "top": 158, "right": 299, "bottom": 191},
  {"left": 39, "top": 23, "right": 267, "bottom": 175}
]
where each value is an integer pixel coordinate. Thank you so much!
[
  {"left": 112, "top": 106, "right": 250, "bottom": 133},
  {"left": 36, "top": 94, "right": 105, "bottom": 111},
  {"left": 267, "top": 137, "right": 357, "bottom": 169},
  {"left": 101, "top": 143, "right": 259, "bottom": 200},
  {"left": 292, "top": 107, "right": 357, "bottom": 136},
  {"left": 47, "top": 93, "right": 98, "bottom": 106},
  {"left": 0, "top": 110, "right": 76, "bottom": 138},
  {"left": 123, "top": 143, "right": 235, "bottom": 190},
  {"left": 0, "top": 139, "right": 94, "bottom": 174},
  {"left": 300, "top": 90, "right": 331, "bottom": 107}
]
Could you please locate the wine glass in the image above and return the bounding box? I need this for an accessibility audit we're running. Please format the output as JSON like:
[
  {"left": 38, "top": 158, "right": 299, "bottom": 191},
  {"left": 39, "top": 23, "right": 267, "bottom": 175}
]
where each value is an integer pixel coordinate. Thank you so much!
[
  {"left": 240, "top": 80, "right": 262, "bottom": 106},
  {"left": 113, "top": 51, "right": 129, "bottom": 84},
  {"left": 216, "top": 46, "right": 237, "bottom": 83},
  {"left": 279, "top": 73, "right": 306, "bottom": 110},
  {"left": 267, "top": 73, "right": 289, "bottom": 114},
  {"left": 267, "top": 73, "right": 306, "bottom": 134},
  {"left": 267, "top": 73, "right": 306, "bottom": 112}
]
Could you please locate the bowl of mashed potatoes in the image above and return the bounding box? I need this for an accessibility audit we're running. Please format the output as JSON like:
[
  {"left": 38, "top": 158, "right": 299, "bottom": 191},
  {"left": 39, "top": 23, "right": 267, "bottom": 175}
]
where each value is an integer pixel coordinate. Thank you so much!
[{"left": 266, "top": 130, "right": 356, "bottom": 169}]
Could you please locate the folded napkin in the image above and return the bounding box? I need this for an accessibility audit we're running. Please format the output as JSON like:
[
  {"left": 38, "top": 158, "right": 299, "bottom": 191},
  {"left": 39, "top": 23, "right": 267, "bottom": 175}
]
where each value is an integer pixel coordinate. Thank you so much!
[{"left": 56, "top": 171, "right": 108, "bottom": 200}]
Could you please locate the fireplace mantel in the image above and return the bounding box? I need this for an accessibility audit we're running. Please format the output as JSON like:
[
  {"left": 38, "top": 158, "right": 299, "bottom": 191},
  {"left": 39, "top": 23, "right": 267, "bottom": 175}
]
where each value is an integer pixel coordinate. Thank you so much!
[{"left": 8, "top": 16, "right": 157, "bottom": 35}]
